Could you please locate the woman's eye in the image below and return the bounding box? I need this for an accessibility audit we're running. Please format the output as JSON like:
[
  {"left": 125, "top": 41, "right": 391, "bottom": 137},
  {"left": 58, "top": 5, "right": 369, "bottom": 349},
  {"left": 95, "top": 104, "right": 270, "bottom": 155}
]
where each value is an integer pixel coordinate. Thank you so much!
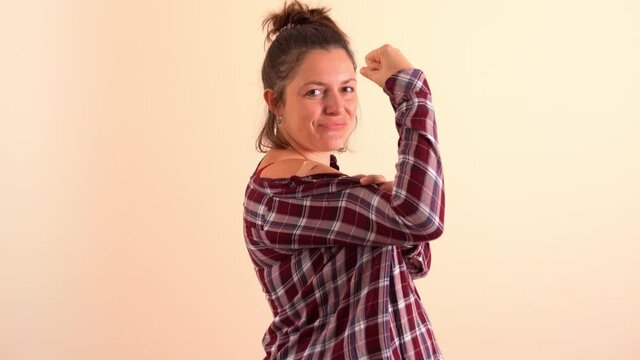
[{"left": 306, "top": 89, "right": 322, "bottom": 97}]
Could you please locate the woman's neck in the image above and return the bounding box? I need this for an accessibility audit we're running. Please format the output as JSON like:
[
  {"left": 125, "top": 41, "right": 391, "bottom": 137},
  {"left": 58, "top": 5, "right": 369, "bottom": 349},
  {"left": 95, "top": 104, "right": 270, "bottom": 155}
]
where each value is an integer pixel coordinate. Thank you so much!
[
  {"left": 274, "top": 147, "right": 331, "bottom": 167},
  {"left": 300, "top": 150, "right": 333, "bottom": 167}
]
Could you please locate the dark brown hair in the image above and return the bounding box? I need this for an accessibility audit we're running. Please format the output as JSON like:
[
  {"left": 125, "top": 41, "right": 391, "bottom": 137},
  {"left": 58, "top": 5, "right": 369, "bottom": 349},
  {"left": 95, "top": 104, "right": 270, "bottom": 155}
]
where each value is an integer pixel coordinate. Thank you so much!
[{"left": 256, "top": 0, "right": 357, "bottom": 153}]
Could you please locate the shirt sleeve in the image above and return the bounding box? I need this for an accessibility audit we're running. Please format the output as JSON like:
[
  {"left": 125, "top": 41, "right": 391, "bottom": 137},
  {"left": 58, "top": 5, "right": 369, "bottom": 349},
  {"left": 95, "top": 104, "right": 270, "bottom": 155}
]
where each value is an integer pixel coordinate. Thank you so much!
[
  {"left": 260, "top": 68, "right": 445, "bottom": 248},
  {"left": 400, "top": 243, "right": 432, "bottom": 279}
]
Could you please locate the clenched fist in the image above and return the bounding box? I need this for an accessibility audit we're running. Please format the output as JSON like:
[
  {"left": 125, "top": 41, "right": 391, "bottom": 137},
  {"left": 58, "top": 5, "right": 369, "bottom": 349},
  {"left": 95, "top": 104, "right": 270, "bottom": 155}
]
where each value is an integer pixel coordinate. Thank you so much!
[{"left": 360, "top": 44, "right": 413, "bottom": 87}]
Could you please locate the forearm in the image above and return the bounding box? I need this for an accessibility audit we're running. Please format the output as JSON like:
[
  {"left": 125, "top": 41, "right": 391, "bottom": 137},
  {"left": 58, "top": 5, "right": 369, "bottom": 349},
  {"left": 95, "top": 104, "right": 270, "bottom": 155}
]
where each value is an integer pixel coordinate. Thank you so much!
[{"left": 383, "top": 68, "right": 445, "bottom": 239}]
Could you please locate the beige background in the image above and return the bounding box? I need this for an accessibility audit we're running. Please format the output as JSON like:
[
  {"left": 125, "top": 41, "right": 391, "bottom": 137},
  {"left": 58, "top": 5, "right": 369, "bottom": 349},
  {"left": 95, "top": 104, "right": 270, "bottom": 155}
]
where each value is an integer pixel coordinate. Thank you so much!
[{"left": 1, "top": 0, "right": 639, "bottom": 359}]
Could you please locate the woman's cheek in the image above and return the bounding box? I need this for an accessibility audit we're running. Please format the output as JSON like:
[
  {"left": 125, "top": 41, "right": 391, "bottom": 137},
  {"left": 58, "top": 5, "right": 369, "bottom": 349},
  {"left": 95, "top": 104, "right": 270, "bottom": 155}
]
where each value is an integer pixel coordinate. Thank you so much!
[{"left": 346, "top": 98, "right": 357, "bottom": 114}]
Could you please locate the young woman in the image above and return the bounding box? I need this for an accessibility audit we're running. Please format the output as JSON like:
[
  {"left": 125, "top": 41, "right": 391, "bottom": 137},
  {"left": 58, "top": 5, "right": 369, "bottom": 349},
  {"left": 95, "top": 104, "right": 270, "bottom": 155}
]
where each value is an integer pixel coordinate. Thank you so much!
[{"left": 243, "top": 1, "right": 446, "bottom": 358}]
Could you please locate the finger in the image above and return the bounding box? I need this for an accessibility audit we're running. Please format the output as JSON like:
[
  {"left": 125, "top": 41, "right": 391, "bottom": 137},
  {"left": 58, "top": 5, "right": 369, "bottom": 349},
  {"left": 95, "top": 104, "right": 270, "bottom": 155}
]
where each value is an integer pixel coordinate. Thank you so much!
[
  {"left": 375, "top": 175, "right": 388, "bottom": 184},
  {"left": 364, "top": 49, "right": 378, "bottom": 64},
  {"left": 365, "top": 45, "right": 385, "bottom": 63},
  {"left": 359, "top": 174, "right": 387, "bottom": 185},
  {"left": 380, "top": 181, "right": 394, "bottom": 192},
  {"left": 362, "top": 54, "right": 380, "bottom": 71},
  {"left": 359, "top": 175, "right": 380, "bottom": 185},
  {"left": 364, "top": 54, "right": 379, "bottom": 68}
]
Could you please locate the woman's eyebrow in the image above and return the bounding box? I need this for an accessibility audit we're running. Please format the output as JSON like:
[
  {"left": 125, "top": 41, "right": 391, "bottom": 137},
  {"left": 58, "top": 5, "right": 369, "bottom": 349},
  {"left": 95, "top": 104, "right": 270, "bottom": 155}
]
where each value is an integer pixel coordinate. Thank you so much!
[{"left": 301, "top": 78, "right": 357, "bottom": 87}]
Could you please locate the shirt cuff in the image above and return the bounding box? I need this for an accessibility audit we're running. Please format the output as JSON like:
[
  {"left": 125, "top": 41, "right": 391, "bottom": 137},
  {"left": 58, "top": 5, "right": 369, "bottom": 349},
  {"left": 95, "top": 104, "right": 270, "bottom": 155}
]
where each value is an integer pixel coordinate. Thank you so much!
[
  {"left": 383, "top": 68, "right": 431, "bottom": 108},
  {"left": 400, "top": 244, "right": 431, "bottom": 279}
]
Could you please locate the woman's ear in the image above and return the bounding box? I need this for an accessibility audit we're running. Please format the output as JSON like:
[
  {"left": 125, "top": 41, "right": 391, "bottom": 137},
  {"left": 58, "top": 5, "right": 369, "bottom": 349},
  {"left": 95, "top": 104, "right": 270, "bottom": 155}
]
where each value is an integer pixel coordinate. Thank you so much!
[{"left": 263, "top": 89, "right": 281, "bottom": 116}]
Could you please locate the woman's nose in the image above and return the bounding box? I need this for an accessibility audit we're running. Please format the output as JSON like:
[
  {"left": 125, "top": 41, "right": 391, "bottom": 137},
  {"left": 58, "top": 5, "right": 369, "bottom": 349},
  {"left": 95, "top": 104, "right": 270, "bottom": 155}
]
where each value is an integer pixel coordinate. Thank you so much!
[{"left": 323, "top": 90, "right": 344, "bottom": 115}]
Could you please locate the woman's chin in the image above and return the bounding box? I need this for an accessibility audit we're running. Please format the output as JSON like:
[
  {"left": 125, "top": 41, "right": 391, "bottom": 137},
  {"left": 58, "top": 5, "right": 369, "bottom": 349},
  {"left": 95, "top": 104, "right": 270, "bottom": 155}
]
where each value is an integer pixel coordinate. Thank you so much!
[
  {"left": 320, "top": 137, "right": 349, "bottom": 151},
  {"left": 323, "top": 142, "right": 347, "bottom": 152}
]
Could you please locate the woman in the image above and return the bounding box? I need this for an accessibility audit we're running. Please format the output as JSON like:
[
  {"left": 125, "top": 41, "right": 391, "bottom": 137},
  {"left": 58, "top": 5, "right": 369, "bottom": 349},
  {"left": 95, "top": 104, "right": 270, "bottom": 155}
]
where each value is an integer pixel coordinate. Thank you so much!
[{"left": 243, "top": 1, "right": 445, "bottom": 359}]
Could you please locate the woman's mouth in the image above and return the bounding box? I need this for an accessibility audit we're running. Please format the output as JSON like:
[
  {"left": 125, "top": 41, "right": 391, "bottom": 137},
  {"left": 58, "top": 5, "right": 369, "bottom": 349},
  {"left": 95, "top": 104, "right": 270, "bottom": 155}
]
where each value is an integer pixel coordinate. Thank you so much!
[{"left": 320, "top": 122, "right": 348, "bottom": 130}]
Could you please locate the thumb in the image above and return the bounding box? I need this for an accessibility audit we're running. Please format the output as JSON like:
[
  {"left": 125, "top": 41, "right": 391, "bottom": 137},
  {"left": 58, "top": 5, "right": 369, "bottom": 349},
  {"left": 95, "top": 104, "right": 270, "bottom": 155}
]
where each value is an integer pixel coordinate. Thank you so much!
[
  {"left": 360, "top": 66, "right": 383, "bottom": 87},
  {"left": 360, "top": 66, "right": 379, "bottom": 82}
]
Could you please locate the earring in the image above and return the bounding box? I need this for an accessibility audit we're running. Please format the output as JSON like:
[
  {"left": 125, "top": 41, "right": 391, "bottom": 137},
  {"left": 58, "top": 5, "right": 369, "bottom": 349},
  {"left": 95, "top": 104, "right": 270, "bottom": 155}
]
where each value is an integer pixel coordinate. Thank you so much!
[{"left": 276, "top": 116, "right": 283, "bottom": 125}]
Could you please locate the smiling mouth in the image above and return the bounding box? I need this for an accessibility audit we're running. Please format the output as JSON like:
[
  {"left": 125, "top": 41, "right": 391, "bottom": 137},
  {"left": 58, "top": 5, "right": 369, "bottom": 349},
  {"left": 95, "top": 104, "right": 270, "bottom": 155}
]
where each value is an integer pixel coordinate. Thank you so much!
[{"left": 320, "top": 122, "right": 348, "bottom": 129}]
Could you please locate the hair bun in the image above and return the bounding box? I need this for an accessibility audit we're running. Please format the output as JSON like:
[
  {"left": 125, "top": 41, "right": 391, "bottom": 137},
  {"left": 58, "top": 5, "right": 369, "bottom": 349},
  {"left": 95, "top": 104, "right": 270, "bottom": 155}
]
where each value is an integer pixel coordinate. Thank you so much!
[{"left": 263, "top": 1, "right": 345, "bottom": 44}]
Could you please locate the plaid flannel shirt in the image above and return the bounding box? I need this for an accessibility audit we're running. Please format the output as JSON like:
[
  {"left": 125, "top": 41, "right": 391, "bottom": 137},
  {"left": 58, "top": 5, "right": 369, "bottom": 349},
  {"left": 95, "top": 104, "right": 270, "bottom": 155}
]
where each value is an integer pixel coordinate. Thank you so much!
[{"left": 243, "top": 68, "right": 445, "bottom": 359}]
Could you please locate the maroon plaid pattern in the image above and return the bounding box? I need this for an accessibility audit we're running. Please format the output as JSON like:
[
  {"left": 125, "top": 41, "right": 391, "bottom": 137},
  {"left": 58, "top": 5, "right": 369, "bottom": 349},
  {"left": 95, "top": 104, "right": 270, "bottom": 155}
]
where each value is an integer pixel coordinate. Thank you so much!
[{"left": 243, "top": 69, "right": 445, "bottom": 359}]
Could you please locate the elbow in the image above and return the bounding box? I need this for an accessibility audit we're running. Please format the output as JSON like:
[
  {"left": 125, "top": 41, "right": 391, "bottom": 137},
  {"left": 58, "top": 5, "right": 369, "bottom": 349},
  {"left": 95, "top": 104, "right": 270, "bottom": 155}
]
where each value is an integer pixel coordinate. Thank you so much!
[
  {"left": 412, "top": 218, "right": 444, "bottom": 242},
  {"left": 424, "top": 222, "right": 444, "bottom": 241},
  {"left": 396, "top": 208, "right": 444, "bottom": 242},
  {"left": 381, "top": 191, "right": 446, "bottom": 243}
]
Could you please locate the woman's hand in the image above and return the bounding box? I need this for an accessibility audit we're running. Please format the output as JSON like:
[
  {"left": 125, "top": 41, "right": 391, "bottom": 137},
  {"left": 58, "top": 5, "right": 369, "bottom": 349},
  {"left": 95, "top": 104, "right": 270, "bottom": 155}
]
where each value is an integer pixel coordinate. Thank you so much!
[
  {"left": 360, "top": 44, "right": 413, "bottom": 88},
  {"left": 357, "top": 174, "right": 394, "bottom": 192}
]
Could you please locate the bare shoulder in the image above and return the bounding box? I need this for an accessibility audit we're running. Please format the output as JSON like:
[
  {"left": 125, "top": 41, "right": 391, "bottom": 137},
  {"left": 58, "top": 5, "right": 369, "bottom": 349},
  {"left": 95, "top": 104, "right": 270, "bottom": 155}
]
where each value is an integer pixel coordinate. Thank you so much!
[
  {"left": 301, "top": 162, "right": 341, "bottom": 176},
  {"left": 258, "top": 149, "right": 342, "bottom": 179},
  {"left": 260, "top": 159, "right": 340, "bottom": 179}
]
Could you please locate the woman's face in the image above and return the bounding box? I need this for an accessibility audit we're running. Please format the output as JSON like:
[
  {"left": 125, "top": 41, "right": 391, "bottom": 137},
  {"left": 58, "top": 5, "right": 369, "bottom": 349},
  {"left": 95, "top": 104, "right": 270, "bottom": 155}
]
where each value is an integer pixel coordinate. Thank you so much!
[{"left": 279, "top": 48, "right": 357, "bottom": 153}]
